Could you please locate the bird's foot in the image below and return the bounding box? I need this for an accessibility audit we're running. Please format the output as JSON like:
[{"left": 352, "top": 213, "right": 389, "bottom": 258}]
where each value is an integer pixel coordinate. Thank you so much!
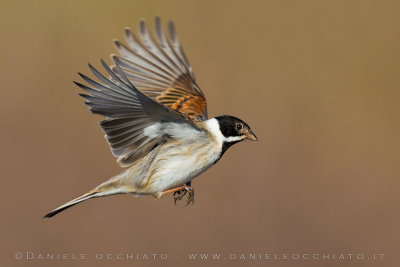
[{"left": 173, "top": 183, "right": 194, "bottom": 206}]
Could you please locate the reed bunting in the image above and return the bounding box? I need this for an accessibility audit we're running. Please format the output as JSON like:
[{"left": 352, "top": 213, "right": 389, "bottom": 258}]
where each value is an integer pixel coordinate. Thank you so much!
[{"left": 44, "top": 17, "right": 257, "bottom": 218}]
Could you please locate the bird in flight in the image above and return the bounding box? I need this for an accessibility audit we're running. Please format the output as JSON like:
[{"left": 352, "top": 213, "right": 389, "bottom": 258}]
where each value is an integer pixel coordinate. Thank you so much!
[{"left": 44, "top": 17, "right": 257, "bottom": 218}]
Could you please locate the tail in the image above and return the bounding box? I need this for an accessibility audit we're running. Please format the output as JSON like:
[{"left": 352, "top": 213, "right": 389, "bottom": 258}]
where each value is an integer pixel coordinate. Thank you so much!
[
  {"left": 43, "top": 173, "right": 130, "bottom": 218},
  {"left": 43, "top": 190, "right": 100, "bottom": 218}
]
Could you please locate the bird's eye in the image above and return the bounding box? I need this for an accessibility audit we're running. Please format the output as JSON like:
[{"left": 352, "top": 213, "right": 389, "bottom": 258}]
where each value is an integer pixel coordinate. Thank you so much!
[{"left": 235, "top": 123, "right": 243, "bottom": 131}]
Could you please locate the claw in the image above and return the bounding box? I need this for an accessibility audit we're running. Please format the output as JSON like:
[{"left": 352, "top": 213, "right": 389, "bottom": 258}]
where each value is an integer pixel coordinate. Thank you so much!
[
  {"left": 186, "top": 188, "right": 195, "bottom": 206},
  {"left": 173, "top": 183, "right": 195, "bottom": 205},
  {"left": 173, "top": 189, "right": 187, "bottom": 205}
]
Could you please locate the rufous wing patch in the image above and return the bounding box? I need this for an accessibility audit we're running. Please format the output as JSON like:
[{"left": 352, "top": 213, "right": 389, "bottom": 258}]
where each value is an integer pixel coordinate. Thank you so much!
[{"left": 157, "top": 86, "right": 207, "bottom": 121}]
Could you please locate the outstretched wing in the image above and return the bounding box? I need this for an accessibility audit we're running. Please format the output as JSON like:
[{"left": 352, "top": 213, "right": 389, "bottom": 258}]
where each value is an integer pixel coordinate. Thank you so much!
[
  {"left": 75, "top": 60, "right": 200, "bottom": 167},
  {"left": 110, "top": 17, "right": 208, "bottom": 121}
]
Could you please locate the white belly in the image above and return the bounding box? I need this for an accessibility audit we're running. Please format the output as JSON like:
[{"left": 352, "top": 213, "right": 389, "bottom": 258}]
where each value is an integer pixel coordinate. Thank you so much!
[
  {"left": 128, "top": 118, "right": 225, "bottom": 194},
  {"left": 143, "top": 139, "right": 221, "bottom": 193}
]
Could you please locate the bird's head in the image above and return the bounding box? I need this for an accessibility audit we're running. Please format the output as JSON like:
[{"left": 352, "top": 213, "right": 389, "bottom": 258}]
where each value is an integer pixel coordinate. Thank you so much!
[{"left": 215, "top": 115, "right": 258, "bottom": 146}]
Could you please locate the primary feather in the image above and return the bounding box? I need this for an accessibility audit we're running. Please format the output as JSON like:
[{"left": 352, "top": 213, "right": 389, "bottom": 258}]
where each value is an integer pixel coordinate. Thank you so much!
[
  {"left": 111, "top": 17, "right": 208, "bottom": 121},
  {"left": 75, "top": 60, "right": 198, "bottom": 167}
]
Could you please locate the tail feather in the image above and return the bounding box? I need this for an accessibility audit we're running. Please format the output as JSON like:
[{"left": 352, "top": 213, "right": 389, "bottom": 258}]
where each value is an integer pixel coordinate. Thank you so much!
[
  {"left": 43, "top": 191, "right": 98, "bottom": 218},
  {"left": 43, "top": 173, "right": 131, "bottom": 218}
]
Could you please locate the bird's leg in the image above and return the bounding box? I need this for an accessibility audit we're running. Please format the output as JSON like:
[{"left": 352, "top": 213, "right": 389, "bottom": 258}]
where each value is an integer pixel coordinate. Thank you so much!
[
  {"left": 173, "top": 181, "right": 195, "bottom": 206},
  {"left": 153, "top": 185, "right": 187, "bottom": 199},
  {"left": 153, "top": 182, "right": 195, "bottom": 205}
]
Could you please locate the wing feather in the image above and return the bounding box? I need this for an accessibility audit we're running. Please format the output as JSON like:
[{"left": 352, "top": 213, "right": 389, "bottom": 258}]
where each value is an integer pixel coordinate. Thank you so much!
[
  {"left": 75, "top": 60, "right": 199, "bottom": 167},
  {"left": 111, "top": 17, "right": 208, "bottom": 121}
]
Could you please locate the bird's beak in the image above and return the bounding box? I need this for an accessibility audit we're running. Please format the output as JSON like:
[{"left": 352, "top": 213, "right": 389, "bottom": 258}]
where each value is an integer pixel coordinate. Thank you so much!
[{"left": 246, "top": 130, "right": 258, "bottom": 141}]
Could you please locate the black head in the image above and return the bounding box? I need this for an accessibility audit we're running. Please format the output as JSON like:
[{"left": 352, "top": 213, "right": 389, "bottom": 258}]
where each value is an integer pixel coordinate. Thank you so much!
[{"left": 215, "top": 115, "right": 257, "bottom": 155}]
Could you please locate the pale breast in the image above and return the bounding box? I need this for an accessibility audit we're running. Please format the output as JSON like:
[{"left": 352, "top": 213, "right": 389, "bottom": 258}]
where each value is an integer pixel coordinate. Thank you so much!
[
  {"left": 130, "top": 119, "right": 224, "bottom": 194},
  {"left": 139, "top": 135, "right": 221, "bottom": 193}
]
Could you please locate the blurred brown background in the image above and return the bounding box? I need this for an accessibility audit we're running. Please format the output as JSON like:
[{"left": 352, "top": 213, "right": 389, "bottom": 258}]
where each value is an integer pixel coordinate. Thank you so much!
[{"left": 1, "top": 0, "right": 399, "bottom": 266}]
